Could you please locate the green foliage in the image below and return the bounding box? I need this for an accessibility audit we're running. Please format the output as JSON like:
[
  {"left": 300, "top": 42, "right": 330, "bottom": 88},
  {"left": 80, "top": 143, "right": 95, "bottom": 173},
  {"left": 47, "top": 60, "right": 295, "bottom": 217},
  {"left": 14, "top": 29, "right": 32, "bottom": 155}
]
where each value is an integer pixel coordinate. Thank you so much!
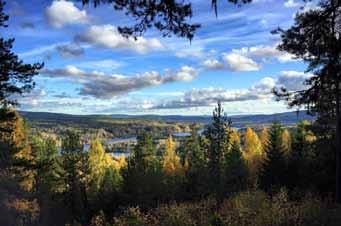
[
  {"left": 60, "top": 130, "right": 89, "bottom": 225},
  {"left": 204, "top": 102, "right": 231, "bottom": 199},
  {"left": 184, "top": 128, "right": 210, "bottom": 198},
  {"left": 223, "top": 139, "right": 248, "bottom": 194},
  {"left": 260, "top": 122, "right": 287, "bottom": 192},
  {"left": 0, "top": 1, "right": 43, "bottom": 107},
  {"left": 122, "top": 132, "right": 164, "bottom": 206}
]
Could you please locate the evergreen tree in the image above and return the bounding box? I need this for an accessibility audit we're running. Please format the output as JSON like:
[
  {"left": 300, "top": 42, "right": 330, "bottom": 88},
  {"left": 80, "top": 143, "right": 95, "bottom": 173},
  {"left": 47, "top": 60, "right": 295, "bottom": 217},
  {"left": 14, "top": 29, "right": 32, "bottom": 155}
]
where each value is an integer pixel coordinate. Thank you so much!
[
  {"left": 30, "top": 136, "right": 62, "bottom": 225},
  {"left": 243, "top": 127, "right": 263, "bottom": 187},
  {"left": 0, "top": 109, "right": 37, "bottom": 225},
  {"left": 260, "top": 122, "right": 287, "bottom": 193},
  {"left": 287, "top": 121, "right": 316, "bottom": 191},
  {"left": 60, "top": 130, "right": 89, "bottom": 225},
  {"left": 273, "top": 0, "right": 341, "bottom": 202},
  {"left": 223, "top": 134, "right": 248, "bottom": 195},
  {"left": 184, "top": 127, "right": 209, "bottom": 198},
  {"left": 0, "top": 0, "right": 43, "bottom": 107},
  {"left": 122, "top": 132, "right": 163, "bottom": 206},
  {"left": 204, "top": 101, "right": 231, "bottom": 200},
  {"left": 0, "top": 109, "right": 34, "bottom": 190}
]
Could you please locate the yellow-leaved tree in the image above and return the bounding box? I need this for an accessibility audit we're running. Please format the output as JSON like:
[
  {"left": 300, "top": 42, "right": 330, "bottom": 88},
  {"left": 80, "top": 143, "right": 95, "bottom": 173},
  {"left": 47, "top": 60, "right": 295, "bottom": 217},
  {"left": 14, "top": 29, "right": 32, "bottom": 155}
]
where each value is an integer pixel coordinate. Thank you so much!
[
  {"left": 281, "top": 129, "right": 292, "bottom": 156},
  {"left": 243, "top": 127, "right": 263, "bottom": 187},
  {"left": 260, "top": 127, "right": 269, "bottom": 152},
  {"left": 162, "top": 135, "right": 182, "bottom": 176},
  {"left": 0, "top": 109, "right": 34, "bottom": 191},
  {"left": 88, "top": 139, "right": 123, "bottom": 192},
  {"left": 229, "top": 129, "right": 241, "bottom": 148}
]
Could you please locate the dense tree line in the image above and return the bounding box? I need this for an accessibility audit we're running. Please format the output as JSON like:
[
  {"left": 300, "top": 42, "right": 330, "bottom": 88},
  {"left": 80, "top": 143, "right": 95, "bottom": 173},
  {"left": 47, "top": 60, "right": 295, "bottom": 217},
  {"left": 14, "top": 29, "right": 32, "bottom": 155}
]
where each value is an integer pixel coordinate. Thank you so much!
[{"left": 0, "top": 102, "right": 337, "bottom": 225}]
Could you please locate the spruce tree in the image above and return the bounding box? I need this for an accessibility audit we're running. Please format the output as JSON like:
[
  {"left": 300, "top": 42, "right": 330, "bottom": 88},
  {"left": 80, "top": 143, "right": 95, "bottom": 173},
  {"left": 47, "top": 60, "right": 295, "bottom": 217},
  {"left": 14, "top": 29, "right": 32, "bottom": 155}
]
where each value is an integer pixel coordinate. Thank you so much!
[
  {"left": 184, "top": 127, "right": 208, "bottom": 198},
  {"left": 260, "top": 122, "right": 287, "bottom": 193},
  {"left": 204, "top": 101, "right": 231, "bottom": 200},
  {"left": 122, "top": 132, "right": 163, "bottom": 206},
  {"left": 224, "top": 136, "right": 248, "bottom": 194}
]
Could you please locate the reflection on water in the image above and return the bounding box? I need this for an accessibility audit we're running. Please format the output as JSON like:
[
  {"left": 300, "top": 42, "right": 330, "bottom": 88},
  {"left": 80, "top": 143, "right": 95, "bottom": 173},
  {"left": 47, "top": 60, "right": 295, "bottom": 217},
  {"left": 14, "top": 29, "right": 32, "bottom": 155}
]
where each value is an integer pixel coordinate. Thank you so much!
[{"left": 105, "top": 137, "right": 137, "bottom": 145}]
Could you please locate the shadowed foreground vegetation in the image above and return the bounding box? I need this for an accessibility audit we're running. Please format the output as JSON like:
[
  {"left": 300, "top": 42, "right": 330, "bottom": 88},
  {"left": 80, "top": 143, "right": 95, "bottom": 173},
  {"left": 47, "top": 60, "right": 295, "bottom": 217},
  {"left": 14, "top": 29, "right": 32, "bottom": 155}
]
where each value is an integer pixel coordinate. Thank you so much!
[{"left": 1, "top": 103, "right": 340, "bottom": 226}]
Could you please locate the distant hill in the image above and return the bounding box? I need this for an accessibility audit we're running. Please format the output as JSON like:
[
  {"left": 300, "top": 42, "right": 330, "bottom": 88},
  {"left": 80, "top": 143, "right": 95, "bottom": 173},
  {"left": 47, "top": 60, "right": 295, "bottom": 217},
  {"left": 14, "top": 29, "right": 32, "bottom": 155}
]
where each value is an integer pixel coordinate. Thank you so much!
[
  {"left": 111, "top": 111, "right": 315, "bottom": 127},
  {"left": 20, "top": 110, "right": 315, "bottom": 129}
]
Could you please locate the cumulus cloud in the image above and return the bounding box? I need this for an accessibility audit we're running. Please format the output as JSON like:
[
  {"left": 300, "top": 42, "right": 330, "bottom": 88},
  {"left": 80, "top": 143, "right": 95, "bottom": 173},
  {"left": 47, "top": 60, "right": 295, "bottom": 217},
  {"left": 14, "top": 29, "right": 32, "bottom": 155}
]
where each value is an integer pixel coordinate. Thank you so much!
[
  {"left": 202, "top": 59, "right": 224, "bottom": 69},
  {"left": 42, "top": 65, "right": 198, "bottom": 99},
  {"left": 75, "top": 25, "right": 164, "bottom": 53},
  {"left": 248, "top": 45, "right": 297, "bottom": 63},
  {"left": 276, "top": 71, "right": 313, "bottom": 91},
  {"left": 45, "top": 0, "right": 88, "bottom": 28},
  {"left": 222, "top": 52, "right": 261, "bottom": 72},
  {"left": 152, "top": 71, "right": 312, "bottom": 110},
  {"left": 56, "top": 43, "right": 84, "bottom": 58}
]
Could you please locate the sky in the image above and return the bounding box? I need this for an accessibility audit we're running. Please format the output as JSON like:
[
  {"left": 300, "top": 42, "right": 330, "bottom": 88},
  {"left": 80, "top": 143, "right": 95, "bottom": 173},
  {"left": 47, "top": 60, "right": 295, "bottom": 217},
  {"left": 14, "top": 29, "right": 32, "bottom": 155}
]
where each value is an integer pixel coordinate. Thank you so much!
[{"left": 4, "top": 0, "right": 317, "bottom": 115}]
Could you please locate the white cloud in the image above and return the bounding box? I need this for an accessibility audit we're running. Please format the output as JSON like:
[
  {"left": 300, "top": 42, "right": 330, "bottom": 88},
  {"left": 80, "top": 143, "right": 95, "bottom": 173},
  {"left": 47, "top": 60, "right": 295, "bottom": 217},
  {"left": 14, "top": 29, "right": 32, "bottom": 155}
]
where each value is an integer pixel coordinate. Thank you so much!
[
  {"left": 202, "top": 59, "right": 224, "bottom": 69},
  {"left": 152, "top": 70, "right": 313, "bottom": 110},
  {"left": 77, "top": 59, "right": 124, "bottom": 71},
  {"left": 75, "top": 25, "right": 164, "bottom": 54},
  {"left": 277, "top": 71, "right": 313, "bottom": 91},
  {"left": 42, "top": 65, "right": 198, "bottom": 99},
  {"left": 284, "top": 0, "right": 300, "bottom": 8},
  {"left": 248, "top": 45, "right": 297, "bottom": 63},
  {"left": 222, "top": 52, "right": 260, "bottom": 72},
  {"left": 45, "top": 0, "right": 88, "bottom": 28},
  {"left": 175, "top": 48, "right": 205, "bottom": 58}
]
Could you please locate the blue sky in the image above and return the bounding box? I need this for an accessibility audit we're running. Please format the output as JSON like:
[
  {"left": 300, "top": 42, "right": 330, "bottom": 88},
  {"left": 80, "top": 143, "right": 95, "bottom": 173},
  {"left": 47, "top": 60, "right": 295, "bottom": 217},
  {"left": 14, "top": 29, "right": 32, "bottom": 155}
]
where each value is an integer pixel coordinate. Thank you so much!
[{"left": 4, "top": 0, "right": 316, "bottom": 115}]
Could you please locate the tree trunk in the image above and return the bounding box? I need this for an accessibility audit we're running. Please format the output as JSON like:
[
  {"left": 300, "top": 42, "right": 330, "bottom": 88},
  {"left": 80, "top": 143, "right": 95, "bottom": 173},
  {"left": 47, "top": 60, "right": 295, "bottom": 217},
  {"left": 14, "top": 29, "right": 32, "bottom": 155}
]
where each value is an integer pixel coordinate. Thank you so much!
[{"left": 336, "top": 80, "right": 341, "bottom": 203}]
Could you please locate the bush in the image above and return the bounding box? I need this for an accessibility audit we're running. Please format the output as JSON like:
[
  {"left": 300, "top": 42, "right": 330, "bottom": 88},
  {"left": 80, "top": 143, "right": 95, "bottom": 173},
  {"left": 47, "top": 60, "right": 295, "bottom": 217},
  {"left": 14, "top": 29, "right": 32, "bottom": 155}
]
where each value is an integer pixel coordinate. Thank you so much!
[{"left": 97, "top": 190, "right": 336, "bottom": 226}]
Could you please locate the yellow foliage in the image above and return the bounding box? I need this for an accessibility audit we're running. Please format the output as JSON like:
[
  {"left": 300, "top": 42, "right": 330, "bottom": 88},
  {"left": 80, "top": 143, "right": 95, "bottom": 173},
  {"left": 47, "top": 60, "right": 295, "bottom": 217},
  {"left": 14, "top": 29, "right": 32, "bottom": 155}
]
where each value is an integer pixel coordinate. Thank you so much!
[
  {"left": 243, "top": 127, "right": 263, "bottom": 187},
  {"left": 260, "top": 127, "right": 269, "bottom": 152},
  {"left": 0, "top": 109, "right": 34, "bottom": 191},
  {"left": 163, "top": 135, "right": 182, "bottom": 176},
  {"left": 229, "top": 129, "right": 241, "bottom": 146},
  {"left": 281, "top": 129, "right": 291, "bottom": 154}
]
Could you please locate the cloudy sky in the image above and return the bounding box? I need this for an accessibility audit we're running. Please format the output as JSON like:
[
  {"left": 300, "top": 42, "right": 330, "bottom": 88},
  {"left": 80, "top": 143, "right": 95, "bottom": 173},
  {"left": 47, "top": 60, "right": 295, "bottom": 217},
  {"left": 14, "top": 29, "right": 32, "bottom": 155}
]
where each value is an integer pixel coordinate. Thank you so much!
[{"left": 4, "top": 0, "right": 316, "bottom": 115}]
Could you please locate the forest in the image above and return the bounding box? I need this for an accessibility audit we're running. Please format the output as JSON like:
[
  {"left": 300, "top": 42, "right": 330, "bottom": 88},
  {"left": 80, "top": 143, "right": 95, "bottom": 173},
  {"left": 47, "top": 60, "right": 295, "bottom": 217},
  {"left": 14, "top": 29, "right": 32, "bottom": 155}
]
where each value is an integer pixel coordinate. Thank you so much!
[{"left": 1, "top": 0, "right": 341, "bottom": 225}]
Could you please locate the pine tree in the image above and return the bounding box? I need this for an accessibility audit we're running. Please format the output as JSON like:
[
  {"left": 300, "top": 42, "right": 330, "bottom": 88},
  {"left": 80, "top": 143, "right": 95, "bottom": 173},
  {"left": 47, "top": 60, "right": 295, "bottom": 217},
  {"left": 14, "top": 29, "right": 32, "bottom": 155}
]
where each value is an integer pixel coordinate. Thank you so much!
[
  {"left": 60, "top": 130, "right": 88, "bottom": 225},
  {"left": 0, "top": 0, "right": 43, "bottom": 107},
  {"left": 273, "top": 0, "right": 341, "bottom": 202},
  {"left": 260, "top": 122, "right": 287, "bottom": 193},
  {"left": 30, "top": 136, "right": 62, "bottom": 225},
  {"left": 204, "top": 101, "right": 231, "bottom": 200},
  {"left": 243, "top": 127, "right": 263, "bottom": 187}
]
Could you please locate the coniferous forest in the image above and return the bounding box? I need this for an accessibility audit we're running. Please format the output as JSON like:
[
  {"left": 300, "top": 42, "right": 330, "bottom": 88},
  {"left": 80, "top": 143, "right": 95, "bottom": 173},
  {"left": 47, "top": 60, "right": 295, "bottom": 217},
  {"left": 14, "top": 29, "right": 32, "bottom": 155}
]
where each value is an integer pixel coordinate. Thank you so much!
[{"left": 1, "top": 0, "right": 341, "bottom": 225}]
